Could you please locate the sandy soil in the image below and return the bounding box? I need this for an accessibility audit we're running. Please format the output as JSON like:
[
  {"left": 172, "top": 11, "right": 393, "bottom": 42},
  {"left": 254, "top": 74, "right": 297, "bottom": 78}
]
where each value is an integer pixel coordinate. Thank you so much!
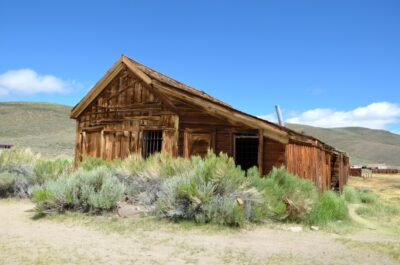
[{"left": 0, "top": 200, "right": 399, "bottom": 265}]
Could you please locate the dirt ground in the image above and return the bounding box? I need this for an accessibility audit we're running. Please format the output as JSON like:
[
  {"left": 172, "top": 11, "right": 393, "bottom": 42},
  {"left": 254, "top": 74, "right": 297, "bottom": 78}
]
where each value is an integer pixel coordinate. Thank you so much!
[{"left": 0, "top": 175, "right": 399, "bottom": 265}]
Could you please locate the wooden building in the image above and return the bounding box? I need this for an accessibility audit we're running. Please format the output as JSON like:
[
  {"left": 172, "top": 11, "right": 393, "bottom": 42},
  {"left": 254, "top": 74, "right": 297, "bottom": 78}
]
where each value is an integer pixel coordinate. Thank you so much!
[
  {"left": 0, "top": 143, "right": 13, "bottom": 150},
  {"left": 71, "top": 55, "right": 349, "bottom": 191}
]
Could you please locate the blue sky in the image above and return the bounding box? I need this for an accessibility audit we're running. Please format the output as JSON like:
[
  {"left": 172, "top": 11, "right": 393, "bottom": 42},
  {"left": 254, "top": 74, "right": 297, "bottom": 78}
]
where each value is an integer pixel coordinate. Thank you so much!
[{"left": 0, "top": 0, "right": 399, "bottom": 133}]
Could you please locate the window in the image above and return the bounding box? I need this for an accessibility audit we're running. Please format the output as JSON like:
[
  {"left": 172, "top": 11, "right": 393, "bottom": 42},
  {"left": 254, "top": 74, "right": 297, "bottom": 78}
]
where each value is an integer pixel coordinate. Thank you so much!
[
  {"left": 142, "top": 130, "right": 163, "bottom": 158},
  {"left": 234, "top": 134, "right": 259, "bottom": 171}
]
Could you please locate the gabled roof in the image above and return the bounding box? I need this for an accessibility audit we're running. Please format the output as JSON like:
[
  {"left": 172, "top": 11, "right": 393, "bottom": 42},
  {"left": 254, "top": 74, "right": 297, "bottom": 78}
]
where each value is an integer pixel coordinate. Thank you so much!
[
  {"left": 70, "top": 55, "right": 347, "bottom": 155},
  {"left": 126, "top": 57, "right": 231, "bottom": 108},
  {"left": 70, "top": 55, "right": 230, "bottom": 118}
]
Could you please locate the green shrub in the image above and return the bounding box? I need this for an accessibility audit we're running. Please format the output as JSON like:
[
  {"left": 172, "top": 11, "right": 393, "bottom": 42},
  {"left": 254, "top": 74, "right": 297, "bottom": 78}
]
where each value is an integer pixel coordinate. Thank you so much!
[
  {"left": 343, "top": 186, "right": 359, "bottom": 203},
  {"left": 358, "top": 190, "right": 377, "bottom": 204},
  {"left": 119, "top": 154, "right": 145, "bottom": 176},
  {"left": 246, "top": 166, "right": 260, "bottom": 178},
  {"left": 145, "top": 153, "right": 191, "bottom": 177},
  {"left": 119, "top": 153, "right": 192, "bottom": 178},
  {"left": 250, "top": 167, "right": 317, "bottom": 222},
  {"left": 34, "top": 158, "right": 73, "bottom": 184},
  {"left": 0, "top": 148, "right": 39, "bottom": 173},
  {"left": 392, "top": 183, "right": 400, "bottom": 189},
  {"left": 307, "top": 191, "right": 349, "bottom": 226},
  {"left": 205, "top": 196, "right": 244, "bottom": 226},
  {"left": 356, "top": 203, "right": 400, "bottom": 218},
  {"left": 0, "top": 171, "right": 16, "bottom": 197},
  {"left": 191, "top": 151, "right": 246, "bottom": 195},
  {"left": 155, "top": 152, "right": 263, "bottom": 226},
  {"left": 31, "top": 166, "right": 125, "bottom": 215},
  {"left": 0, "top": 148, "right": 43, "bottom": 198},
  {"left": 79, "top": 157, "right": 114, "bottom": 171}
]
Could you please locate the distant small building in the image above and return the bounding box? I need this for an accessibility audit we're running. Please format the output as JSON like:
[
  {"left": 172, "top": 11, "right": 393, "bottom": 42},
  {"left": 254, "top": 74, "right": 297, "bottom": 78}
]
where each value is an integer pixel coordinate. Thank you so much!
[
  {"left": 0, "top": 143, "right": 13, "bottom": 149},
  {"left": 366, "top": 163, "right": 388, "bottom": 170}
]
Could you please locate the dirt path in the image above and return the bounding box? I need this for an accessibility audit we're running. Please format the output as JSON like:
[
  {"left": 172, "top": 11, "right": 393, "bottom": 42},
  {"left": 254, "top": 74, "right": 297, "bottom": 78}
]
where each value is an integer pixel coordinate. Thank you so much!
[
  {"left": 0, "top": 200, "right": 398, "bottom": 265},
  {"left": 348, "top": 204, "right": 377, "bottom": 230}
]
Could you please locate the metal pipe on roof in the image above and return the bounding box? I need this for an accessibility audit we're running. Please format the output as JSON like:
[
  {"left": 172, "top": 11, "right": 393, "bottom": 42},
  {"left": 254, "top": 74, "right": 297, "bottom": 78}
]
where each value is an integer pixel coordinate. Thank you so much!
[{"left": 275, "top": 105, "right": 283, "bottom": 126}]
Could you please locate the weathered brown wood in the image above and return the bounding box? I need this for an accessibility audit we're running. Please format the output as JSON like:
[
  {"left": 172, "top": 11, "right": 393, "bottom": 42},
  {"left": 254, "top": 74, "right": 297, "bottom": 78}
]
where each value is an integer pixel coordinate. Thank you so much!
[
  {"left": 121, "top": 55, "right": 152, "bottom": 86},
  {"left": 153, "top": 81, "right": 290, "bottom": 144},
  {"left": 71, "top": 55, "right": 349, "bottom": 191},
  {"left": 285, "top": 144, "right": 332, "bottom": 191},
  {"left": 258, "top": 130, "right": 264, "bottom": 176},
  {"left": 71, "top": 58, "right": 125, "bottom": 118}
]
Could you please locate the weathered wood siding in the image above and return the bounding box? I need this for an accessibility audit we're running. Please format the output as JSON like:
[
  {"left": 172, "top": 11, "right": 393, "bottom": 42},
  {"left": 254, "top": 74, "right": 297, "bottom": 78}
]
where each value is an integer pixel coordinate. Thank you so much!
[
  {"left": 75, "top": 69, "right": 178, "bottom": 164},
  {"left": 178, "top": 110, "right": 255, "bottom": 158},
  {"left": 262, "top": 137, "right": 286, "bottom": 175},
  {"left": 337, "top": 154, "right": 349, "bottom": 192},
  {"left": 285, "top": 144, "right": 332, "bottom": 191},
  {"left": 72, "top": 57, "right": 349, "bottom": 191}
]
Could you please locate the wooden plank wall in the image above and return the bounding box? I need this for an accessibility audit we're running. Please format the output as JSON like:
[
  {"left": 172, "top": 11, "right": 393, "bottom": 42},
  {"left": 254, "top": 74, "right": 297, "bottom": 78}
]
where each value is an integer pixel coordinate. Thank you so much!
[
  {"left": 285, "top": 144, "right": 332, "bottom": 191},
  {"left": 338, "top": 155, "right": 350, "bottom": 192},
  {"left": 178, "top": 110, "right": 254, "bottom": 158},
  {"left": 262, "top": 137, "right": 286, "bottom": 175},
  {"left": 350, "top": 168, "right": 362, "bottom": 177},
  {"left": 73, "top": 67, "right": 349, "bottom": 190},
  {"left": 75, "top": 70, "right": 178, "bottom": 164}
]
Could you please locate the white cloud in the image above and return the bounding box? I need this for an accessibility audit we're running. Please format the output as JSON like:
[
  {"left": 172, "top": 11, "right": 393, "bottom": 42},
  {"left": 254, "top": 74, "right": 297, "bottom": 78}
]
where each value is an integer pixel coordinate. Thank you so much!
[
  {"left": 258, "top": 113, "right": 277, "bottom": 123},
  {"left": 285, "top": 102, "right": 400, "bottom": 129},
  {"left": 0, "top": 68, "right": 78, "bottom": 96}
]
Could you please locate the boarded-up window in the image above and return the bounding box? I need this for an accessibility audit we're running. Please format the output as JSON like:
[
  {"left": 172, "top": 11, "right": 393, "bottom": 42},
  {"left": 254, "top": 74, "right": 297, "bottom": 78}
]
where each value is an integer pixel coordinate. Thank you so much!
[{"left": 142, "top": 130, "right": 163, "bottom": 158}]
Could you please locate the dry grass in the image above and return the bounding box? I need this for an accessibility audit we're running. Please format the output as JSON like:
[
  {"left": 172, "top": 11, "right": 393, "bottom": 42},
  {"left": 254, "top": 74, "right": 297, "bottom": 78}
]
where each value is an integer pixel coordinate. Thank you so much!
[
  {"left": 0, "top": 102, "right": 75, "bottom": 156},
  {"left": 347, "top": 174, "right": 400, "bottom": 233},
  {"left": 348, "top": 174, "right": 400, "bottom": 203},
  {"left": 337, "top": 238, "right": 400, "bottom": 262}
]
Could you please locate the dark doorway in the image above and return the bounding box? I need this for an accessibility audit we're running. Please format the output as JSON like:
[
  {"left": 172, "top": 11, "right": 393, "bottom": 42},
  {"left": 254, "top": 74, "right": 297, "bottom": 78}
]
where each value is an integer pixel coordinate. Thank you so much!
[
  {"left": 142, "top": 130, "right": 163, "bottom": 158},
  {"left": 234, "top": 134, "right": 259, "bottom": 171}
]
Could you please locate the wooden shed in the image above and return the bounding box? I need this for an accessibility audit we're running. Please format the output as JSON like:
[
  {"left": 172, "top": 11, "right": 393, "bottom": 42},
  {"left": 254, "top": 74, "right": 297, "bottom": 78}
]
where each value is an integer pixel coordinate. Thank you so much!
[
  {"left": 0, "top": 143, "right": 13, "bottom": 150},
  {"left": 71, "top": 55, "right": 349, "bottom": 191}
]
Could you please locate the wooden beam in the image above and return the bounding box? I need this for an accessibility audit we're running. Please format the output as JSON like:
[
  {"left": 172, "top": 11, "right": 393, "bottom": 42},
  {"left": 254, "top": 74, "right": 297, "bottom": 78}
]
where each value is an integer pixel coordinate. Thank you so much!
[
  {"left": 71, "top": 57, "right": 125, "bottom": 118},
  {"left": 152, "top": 81, "right": 289, "bottom": 144},
  {"left": 122, "top": 64, "right": 179, "bottom": 114},
  {"left": 258, "top": 129, "right": 264, "bottom": 176},
  {"left": 121, "top": 56, "right": 152, "bottom": 86},
  {"left": 149, "top": 84, "right": 180, "bottom": 114}
]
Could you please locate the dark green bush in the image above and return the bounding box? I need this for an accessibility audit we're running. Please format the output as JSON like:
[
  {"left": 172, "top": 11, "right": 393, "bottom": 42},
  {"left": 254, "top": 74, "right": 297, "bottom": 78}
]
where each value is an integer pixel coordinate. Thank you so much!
[
  {"left": 358, "top": 190, "right": 377, "bottom": 204},
  {"left": 250, "top": 167, "right": 317, "bottom": 222},
  {"left": 34, "top": 158, "right": 73, "bottom": 184},
  {"left": 307, "top": 191, "right": 349, "bottom": 226},
  {"left": 343, "top": 186, "right": 359, "bottom": 203},
  {"left": 79, "top": 157, "right": 115, "bottom": 171}
]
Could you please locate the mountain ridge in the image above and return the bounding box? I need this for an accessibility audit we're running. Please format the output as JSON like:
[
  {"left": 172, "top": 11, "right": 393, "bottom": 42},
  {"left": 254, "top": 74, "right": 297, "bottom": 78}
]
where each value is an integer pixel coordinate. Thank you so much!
[{"left": 1, "top": 102, "right": 399, "bottom": 166}]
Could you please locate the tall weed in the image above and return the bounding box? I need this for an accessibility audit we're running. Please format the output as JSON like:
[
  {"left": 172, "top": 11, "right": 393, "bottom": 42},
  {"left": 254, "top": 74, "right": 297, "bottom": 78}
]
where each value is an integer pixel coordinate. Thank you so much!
[{"left": 308, "top": 191, "right": 349, "bottom": 226}]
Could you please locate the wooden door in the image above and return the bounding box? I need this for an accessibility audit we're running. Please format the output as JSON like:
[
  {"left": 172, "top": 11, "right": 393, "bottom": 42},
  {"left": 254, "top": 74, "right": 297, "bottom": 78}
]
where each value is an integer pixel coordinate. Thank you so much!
[
  {"left": 184, "top": 130, "right": 215, "bottom": 158},
  {"left": 82, "top": 131, "right": 101, "bottom": 158},
  {"left": 103, "top": 131, "right": 131, "bottom": 160}
]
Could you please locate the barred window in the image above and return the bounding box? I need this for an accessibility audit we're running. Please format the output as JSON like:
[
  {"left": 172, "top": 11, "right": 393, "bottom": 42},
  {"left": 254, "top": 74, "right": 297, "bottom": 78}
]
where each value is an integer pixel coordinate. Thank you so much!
[{"left": 142, "top": 130, "right": 163, "bottom": 158}]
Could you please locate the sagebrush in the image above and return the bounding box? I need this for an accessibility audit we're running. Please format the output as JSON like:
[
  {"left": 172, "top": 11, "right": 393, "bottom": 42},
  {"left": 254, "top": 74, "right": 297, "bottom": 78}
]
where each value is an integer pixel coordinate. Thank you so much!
[{"left": 1, "top": 148, "right": 353, "bottom": 227}]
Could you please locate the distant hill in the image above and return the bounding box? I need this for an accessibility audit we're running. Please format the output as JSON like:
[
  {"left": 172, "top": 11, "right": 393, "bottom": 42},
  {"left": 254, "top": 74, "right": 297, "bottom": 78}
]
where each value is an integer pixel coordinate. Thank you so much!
[
  {"left": 286, "top": 123, "right": 400, "bottom": 166},
  {"left": 0, "top": 102, "right": 75, "bottom": 156},
  {"left": 1, "top": 102, "right": 399, "bottom": 166}
]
